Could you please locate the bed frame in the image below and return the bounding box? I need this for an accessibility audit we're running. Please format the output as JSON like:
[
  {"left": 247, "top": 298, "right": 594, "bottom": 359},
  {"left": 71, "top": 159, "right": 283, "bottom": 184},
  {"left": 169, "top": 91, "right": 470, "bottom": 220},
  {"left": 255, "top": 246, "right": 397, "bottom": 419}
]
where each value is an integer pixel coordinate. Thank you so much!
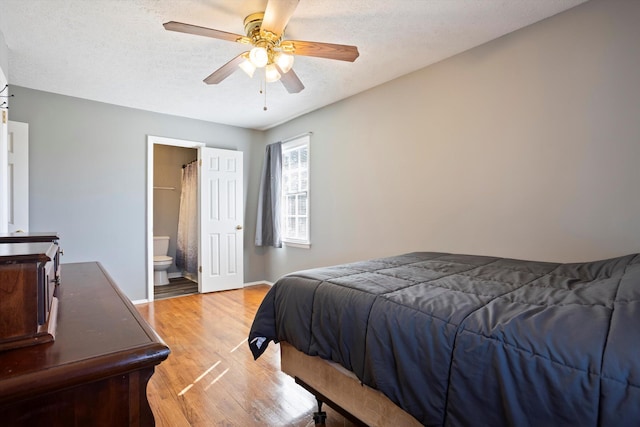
[{"left": 280, "top": 342, "right": 421, "bottom": 426}]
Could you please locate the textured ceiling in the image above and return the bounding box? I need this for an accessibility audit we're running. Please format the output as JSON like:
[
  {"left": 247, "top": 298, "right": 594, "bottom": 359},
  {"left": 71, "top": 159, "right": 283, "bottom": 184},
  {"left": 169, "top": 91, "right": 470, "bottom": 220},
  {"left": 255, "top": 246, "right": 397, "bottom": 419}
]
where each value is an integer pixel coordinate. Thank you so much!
[{"left": 0, "top": 0, "right": 587, "bottom": 130}]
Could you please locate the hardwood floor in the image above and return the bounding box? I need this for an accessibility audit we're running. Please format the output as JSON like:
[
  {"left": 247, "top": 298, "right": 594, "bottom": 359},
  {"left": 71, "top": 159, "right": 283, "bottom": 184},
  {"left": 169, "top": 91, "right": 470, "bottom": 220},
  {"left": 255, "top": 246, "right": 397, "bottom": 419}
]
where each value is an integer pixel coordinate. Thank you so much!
[{"left": 136, "top": 285, "right": 357, "bottom": 426}]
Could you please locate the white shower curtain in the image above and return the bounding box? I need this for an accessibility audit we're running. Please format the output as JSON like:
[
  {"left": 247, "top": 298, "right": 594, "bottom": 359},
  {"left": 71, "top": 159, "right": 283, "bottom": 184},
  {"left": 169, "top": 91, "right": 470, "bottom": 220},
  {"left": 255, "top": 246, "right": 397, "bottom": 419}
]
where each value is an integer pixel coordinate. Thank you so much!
[{"left": 176, "top": 161, "right": 198, "bottom": 277}]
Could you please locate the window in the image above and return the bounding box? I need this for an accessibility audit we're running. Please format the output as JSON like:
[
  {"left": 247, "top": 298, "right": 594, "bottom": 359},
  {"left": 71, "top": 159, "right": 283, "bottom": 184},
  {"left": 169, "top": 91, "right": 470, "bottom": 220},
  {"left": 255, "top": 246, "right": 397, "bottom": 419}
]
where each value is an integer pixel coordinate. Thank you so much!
[{"left": 281, "top": 135, "right": 310, "bottom": 247}]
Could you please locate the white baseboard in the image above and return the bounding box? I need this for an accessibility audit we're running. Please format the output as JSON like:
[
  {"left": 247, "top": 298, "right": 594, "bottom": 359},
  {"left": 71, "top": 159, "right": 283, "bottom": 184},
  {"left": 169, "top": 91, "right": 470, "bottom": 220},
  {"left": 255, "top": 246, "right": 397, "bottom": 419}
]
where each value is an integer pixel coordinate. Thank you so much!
[
  {"left": 167, "top": 272, "right": 182, "bottom": 279},
  {"left": 136, "top": 281, "right": 271, "bottom": 304},
  {"left": 244, "top": 280, "right": 273, "bottom": 287}
]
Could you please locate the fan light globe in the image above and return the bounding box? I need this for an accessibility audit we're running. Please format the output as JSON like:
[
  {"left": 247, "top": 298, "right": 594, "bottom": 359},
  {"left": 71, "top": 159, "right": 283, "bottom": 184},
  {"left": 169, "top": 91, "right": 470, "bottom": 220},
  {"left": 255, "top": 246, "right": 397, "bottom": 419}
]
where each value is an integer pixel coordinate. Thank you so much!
[
  {"left": 249, "top": 46, "right": 269, "bottom": 68},
  {"left": 239, "top": 53, "right": 256, "bottom": 77},
  {"left": 274, "top": 52, "right": 294, "bottom": 74},
  {"left": 265, "top": 64, "right": 281, "bottom": 82}
]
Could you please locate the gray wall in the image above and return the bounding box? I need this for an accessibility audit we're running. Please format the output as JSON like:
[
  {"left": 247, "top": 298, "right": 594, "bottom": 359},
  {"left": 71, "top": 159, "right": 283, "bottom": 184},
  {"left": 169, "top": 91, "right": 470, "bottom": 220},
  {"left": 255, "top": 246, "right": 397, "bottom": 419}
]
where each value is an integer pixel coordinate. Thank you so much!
[
  {"left": 8, "top": 87, "right": 263, "bottom": 300},
  {"left": 261, "top": 0, "right": 640, "bottom": 281},
  {"left": 153, "top": 144, "right": 197, "bottom": 275}
]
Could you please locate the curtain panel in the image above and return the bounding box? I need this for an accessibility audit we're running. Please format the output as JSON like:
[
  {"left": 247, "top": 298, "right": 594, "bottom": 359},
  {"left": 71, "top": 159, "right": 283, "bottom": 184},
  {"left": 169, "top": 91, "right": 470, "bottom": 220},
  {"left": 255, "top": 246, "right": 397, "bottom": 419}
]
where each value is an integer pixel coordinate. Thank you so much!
[{"left": 255, "top": 142, "right": 282, "bottom": 248}]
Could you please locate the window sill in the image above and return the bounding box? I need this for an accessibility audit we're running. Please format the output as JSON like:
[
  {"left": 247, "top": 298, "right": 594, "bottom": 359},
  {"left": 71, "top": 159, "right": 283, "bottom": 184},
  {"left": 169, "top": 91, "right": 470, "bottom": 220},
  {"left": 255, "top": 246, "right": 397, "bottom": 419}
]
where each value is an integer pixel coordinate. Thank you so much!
[{"left": 283, "top": 241, "right": 311, "bottom": 249}]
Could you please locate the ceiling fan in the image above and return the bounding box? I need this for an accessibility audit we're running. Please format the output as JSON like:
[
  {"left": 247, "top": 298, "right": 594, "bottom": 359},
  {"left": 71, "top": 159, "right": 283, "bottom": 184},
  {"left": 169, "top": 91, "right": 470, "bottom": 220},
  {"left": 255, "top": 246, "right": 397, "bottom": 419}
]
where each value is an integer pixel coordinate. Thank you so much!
[{"left": 163, "top": 0, "right": 359, "bottom": 94}]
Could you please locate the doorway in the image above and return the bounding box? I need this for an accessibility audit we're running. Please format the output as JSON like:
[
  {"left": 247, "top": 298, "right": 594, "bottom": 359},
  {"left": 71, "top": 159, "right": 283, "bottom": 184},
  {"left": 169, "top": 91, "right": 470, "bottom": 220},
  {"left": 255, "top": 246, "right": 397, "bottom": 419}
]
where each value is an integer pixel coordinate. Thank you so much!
[
  {"left": 7, "top": 121, "right": 29, "bottom": 232},
  {"left": 146, "top": 136, "right": 245, "bottom": 302},
  {"left": 147, "top": 136, "right": 204, "bottom": 301},
  {"left": 153, "top": 143, "right": 198, "bottom": 299}
]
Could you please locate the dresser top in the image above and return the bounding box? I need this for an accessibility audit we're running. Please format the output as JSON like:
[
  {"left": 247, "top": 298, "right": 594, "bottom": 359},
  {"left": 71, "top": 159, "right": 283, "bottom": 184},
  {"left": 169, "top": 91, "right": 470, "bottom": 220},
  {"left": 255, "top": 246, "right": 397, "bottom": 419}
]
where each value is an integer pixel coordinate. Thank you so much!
[{"left": 0, "top": 232, "right": 59, "bottom": 243}]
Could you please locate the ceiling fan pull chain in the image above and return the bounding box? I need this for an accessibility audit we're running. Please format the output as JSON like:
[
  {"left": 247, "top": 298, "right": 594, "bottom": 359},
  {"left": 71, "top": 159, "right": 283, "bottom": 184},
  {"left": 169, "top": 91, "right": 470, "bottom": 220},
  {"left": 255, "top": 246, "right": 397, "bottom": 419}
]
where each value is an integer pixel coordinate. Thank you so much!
[{"left": 263, "top": 69, "right": 268, "bottom": 111}]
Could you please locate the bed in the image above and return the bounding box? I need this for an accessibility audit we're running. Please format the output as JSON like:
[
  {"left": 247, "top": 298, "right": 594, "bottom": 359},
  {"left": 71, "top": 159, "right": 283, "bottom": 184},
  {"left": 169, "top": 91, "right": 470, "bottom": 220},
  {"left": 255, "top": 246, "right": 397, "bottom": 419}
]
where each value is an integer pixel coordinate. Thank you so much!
[{"left": 248, "top": 252, "right": 640, "bottom": 426}]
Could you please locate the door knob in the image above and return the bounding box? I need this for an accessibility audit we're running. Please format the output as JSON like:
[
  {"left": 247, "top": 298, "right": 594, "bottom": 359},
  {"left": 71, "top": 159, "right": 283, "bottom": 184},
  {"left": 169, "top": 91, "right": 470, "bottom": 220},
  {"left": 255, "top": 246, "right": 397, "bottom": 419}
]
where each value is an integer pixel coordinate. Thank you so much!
[{"left": 236, "top": 225, "right": 243, "bottom": 230}]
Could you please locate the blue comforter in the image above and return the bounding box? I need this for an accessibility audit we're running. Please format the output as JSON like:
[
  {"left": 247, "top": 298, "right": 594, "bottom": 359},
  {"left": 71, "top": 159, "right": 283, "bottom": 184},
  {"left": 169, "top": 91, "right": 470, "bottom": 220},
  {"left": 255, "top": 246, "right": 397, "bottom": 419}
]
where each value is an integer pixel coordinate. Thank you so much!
[{"left": 248, "top": 252, "right": 640, "bottom": 426}]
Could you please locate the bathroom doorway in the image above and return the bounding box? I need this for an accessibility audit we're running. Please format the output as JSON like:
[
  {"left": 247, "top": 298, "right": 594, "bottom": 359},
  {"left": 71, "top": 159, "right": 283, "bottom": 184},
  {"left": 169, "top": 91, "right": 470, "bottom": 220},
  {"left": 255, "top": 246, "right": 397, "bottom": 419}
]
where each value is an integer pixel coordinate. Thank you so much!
[
  {"left": 153, "top": 144, "right": 198, "bottom": 300},
  {"left": 146, "top": 136, "right": 245, "bottom": 302},
  {"left": 147, "top": 136, "right": 205, "bottom": 301}
]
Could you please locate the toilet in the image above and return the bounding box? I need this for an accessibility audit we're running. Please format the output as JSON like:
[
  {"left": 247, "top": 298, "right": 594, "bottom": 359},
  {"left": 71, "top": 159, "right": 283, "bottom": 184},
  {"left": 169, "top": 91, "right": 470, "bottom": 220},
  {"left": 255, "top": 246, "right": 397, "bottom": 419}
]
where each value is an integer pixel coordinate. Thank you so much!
[{"left": 153, "top": 236, "right": 173, "bottom": 286}]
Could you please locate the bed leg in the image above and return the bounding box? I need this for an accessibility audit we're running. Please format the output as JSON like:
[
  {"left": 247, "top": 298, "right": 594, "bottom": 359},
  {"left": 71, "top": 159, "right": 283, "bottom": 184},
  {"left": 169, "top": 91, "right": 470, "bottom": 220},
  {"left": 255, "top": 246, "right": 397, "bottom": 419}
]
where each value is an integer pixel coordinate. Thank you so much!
[{"left": 313, "top": 398, "right": 327, "bottom": 425}]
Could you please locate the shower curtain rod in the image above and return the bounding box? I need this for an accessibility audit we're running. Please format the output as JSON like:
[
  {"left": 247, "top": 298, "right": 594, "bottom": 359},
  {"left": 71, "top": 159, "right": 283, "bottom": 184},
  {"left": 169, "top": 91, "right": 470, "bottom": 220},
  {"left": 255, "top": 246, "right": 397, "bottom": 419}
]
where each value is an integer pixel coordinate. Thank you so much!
[{"left": 182, "top": 159, "right": 198, "bottom": 169}]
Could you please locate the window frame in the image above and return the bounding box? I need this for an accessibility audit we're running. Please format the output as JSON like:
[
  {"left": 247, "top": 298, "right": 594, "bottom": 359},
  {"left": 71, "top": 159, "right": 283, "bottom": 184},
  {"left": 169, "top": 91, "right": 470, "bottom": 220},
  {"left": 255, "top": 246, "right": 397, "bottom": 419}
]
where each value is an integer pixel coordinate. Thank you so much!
[{"left": 281, "top": 134, "right": 311, "bottom": 248}]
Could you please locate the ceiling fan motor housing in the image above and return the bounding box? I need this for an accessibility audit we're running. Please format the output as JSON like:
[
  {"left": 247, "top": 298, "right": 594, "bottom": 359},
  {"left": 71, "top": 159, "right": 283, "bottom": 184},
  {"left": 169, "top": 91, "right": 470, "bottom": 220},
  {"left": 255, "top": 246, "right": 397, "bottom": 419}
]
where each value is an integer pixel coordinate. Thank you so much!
[
  {"left": 243, "top": 12, "right": 285, "bottom": 64},
  {"left": 245, "top": 13, "right": 282, "bottom": 43}
]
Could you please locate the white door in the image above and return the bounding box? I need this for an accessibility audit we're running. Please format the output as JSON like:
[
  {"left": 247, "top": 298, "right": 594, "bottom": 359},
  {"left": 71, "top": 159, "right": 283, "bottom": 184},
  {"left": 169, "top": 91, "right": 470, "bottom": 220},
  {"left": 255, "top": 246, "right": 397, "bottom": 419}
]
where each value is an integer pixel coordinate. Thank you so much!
[
  {"left": 7, "top": 121, "right": 29, "bottom": 232},
  {"left": 199, "top": 147, "right": 244, "bottom": 293}
]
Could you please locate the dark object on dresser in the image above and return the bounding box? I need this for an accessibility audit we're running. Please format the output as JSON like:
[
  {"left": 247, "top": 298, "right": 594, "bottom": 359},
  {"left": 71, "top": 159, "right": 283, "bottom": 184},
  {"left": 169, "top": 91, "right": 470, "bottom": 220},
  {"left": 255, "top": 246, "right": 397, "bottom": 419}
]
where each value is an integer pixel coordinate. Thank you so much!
[
  {"left": 0, "top": 242, "right": 60, "bottom": 351},
  {"left": 0, "top": 262, "right": 170, "bottom": 426}
]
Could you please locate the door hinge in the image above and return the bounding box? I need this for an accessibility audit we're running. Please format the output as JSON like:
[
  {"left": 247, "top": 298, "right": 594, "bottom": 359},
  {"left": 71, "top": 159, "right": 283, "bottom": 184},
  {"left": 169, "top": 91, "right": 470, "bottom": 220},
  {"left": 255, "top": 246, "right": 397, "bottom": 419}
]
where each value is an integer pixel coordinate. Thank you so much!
[
  {"left": 199, "top": 266, "right": 202, "bottom": 273},
  {"left": 199, "top": 159, "right": 202, "bottom": 166},
  {"left": 1, "top": 110, "right": 6, "bottom": 124}
]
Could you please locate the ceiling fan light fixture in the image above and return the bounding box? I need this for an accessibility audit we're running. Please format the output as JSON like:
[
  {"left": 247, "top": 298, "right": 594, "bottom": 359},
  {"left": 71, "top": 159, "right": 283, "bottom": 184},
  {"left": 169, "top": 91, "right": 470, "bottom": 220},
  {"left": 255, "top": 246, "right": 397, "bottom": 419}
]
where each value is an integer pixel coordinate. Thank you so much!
[
  {"left": 239, "top": 53, "right": 256, "bottom": 77},
  {"left": 249, "top": 46, "right": 269, "bottom": 68},
  {"left": 164, "top": 0, "right": 359, "bottom": 96},
  {"left": 274, "top": 51, "right": 294, "bottom": 74},
  {"left": 265, "top": 63, "right": 281, "bottom": 82}
]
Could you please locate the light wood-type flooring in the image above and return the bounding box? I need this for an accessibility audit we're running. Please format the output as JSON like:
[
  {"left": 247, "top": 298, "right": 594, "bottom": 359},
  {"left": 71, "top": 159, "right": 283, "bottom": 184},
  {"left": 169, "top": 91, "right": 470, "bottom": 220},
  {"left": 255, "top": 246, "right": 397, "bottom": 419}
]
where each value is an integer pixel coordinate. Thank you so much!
[{"left": 136, "top": 285, "right": 357, "bottom": 426}]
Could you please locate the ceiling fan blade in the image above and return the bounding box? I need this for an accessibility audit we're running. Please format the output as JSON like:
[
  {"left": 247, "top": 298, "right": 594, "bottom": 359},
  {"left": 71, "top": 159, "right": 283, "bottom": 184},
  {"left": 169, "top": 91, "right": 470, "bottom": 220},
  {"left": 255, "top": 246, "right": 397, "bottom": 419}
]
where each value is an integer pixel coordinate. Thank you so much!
[
  {"left": 280, "top": 40, "right": 359, "bottom": 62},
  {"left": 276, "top": 66, "right": 304, "bottom": 94},
  {"left": 203, "top": 54, "right": 246, "bottom": 85},
  {"left": 163, "top": 21, "right": 247, "bottom": 43},
  {"left": 261, "top": 0, "right": 299, "bottom": 39}
]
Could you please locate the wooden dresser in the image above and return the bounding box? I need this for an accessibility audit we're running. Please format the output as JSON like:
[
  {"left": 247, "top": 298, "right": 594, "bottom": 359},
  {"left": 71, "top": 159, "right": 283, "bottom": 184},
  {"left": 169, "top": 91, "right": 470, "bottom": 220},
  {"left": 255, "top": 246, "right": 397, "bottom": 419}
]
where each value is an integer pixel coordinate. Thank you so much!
[{"left": 0, "top": 262, "right": 170, "bottom": 426}]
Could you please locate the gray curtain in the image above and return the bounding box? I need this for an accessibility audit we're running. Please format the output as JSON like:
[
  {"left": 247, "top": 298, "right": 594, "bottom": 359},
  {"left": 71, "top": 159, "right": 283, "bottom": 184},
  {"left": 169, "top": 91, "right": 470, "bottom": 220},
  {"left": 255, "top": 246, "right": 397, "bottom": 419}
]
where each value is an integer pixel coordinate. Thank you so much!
[
  {"left": 176, "top": 160, "right": 198, "bottom": 275},
  {"left": 255, "top": 142, "right": 282, "bottom": 248}
]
